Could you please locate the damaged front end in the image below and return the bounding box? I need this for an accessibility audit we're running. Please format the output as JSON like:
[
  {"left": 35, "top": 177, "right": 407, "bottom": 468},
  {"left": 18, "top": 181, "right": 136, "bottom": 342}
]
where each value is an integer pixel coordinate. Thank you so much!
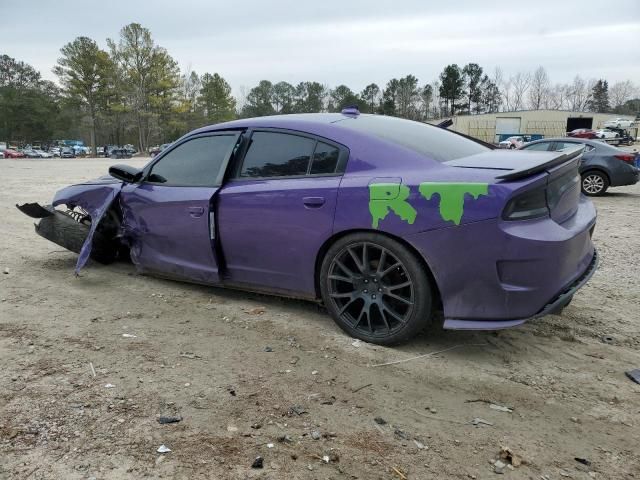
[{"left": 17, "top": 177, "right": 124, "bottom": 274}]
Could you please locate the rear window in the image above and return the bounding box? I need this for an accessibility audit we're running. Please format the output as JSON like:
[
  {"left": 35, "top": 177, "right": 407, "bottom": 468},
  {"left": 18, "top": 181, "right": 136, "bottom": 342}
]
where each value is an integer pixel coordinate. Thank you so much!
[{"left": 336, "top": 115, "right": 489, "bottom": 162}]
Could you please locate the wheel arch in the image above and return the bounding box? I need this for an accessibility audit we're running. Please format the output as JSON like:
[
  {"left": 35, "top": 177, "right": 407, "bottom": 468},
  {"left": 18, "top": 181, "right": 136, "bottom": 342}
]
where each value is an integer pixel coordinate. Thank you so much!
[
  {"left": 581, "top": 168, "right": 610, "bottom": 184},
  {"left": 314, "top": 228, "right": 442, "bottom": 308}
]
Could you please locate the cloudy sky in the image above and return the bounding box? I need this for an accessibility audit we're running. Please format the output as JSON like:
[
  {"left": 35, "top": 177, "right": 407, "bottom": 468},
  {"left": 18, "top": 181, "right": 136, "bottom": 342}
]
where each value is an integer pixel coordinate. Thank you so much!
[{"left": 1, "top": 0, "right": 639, "bottom": 96}]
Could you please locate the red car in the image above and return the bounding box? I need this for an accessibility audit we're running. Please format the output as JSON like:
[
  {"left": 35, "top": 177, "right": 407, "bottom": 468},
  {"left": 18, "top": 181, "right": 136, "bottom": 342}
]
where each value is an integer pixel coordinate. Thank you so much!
[
  {"left": 567, "top": 128, "right": 597, "bottom": 139},
  {"left": 3, "top": 149, "right": 26, "bottom": 158}
]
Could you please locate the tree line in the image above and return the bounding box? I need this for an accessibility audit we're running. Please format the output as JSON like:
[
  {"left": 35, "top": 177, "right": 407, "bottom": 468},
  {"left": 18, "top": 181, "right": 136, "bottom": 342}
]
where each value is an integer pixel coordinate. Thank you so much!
[{"left": 1, "top": 22, "right": 638, "bottom": 153}]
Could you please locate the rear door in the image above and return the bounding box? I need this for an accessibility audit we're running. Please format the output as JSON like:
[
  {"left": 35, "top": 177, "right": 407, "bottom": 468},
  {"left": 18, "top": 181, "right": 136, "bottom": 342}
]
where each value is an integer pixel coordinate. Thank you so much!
[
  {"left": 120, "top": 132, "right": 240, "bottom": 284},
  {"left": 217, "top": 129, "right": 348, "bottom": 296}
]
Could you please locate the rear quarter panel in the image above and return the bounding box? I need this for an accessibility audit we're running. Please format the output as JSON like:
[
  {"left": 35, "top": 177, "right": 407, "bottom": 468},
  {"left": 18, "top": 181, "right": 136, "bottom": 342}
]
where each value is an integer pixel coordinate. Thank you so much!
[{"left": 333, "top": 141, "right": 513, "bottom": 236}]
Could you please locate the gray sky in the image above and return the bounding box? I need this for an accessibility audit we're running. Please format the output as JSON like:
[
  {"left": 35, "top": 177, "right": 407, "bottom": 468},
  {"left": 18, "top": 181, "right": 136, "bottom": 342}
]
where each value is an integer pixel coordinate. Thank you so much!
[{"left": 1, "top": 0, "right": 639, "bottom": 96}]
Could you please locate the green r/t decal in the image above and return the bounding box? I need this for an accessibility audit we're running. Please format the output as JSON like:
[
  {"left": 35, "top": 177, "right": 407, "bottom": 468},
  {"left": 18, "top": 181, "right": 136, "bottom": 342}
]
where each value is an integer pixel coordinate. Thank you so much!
[
  {"left": 368, "top": 183, "right": 417, "bottom": 228},
  {"left": 418, "top": 182, "right": 489, "bottom": 225}
]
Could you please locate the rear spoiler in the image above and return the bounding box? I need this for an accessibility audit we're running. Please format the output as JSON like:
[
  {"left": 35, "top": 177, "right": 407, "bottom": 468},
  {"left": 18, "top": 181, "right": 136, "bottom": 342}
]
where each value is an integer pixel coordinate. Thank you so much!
[{"left": 496, "top": 146, "right": 584, "bottom": 181}]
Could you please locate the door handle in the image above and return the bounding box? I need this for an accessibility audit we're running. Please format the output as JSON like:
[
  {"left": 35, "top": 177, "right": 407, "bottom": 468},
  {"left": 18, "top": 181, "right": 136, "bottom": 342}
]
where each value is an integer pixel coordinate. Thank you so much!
[
  {"left": 188, "top": 206, "right": 205, "bottom": 217},
  {"left": 303, "top": 196, "right": 325, "bottom": 208}
]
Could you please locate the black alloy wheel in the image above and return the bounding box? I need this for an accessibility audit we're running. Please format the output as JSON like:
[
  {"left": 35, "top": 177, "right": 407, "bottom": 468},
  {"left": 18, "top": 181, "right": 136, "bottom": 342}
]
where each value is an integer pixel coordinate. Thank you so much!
[{"left": 321, "top": 233, "right": 433, "bottom": 345}]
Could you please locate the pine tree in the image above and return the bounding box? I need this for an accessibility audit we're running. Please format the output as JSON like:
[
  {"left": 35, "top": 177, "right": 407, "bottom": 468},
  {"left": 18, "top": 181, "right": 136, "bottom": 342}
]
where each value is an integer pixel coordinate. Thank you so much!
[{"left": 588, "top": 79, "right": 610, "bottom": 113}]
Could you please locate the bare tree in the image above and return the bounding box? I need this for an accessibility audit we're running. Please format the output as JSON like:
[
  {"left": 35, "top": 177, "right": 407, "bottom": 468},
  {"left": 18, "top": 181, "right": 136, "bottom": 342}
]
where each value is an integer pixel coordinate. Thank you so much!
[
  {"left": 609, "top": 80, "right": 637, "bottom": 109},
  {"left": 235, "top": 85, "right": 248, "bottom": 113},
  {"left": 528, "top": 66, "right": 550, "bottom": 110},
  {"left": 501, "top": 77, "right": 514, "bottom": 111},
  {"left": 548, "top": 83, "right": 569, "bottom": 110},
  {"left": 568, "top": 76, "right": 595, "bottom": 111},
  {"left": 430, "top": 80, "right": 443, "bottom": 118},
  {"left": 511, "top": 72, "right": 531, "bottom": 111},
  {"left": 492, "top": 67, "right": 503, "bottom": 111}
]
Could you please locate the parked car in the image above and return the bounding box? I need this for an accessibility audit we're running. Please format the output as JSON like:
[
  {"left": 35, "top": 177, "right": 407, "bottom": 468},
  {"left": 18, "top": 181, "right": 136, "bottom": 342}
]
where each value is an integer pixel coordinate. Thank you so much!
[
  {"left": 73, "top": 146, "right": 90, "bottom": 156},
  {"left": 567, "top": 128, "right": 597, "bottom": 139},
  {"left": 603, "top": 118, "right": 633, "bottom": 129},
  {"left": 17, "top": 112, "right": 598, "bottom": 345},
  {"left": 149, "top": 143, "right": 171, "bottom": 157},
  {"left": 498, "top": 136, "right": 526, "bottom": 149},
  {"left": 520, "top": 138, "right": 639, "bottom": 195},
  {"left": 49, "top": 147, "right": 61, "bottom": 157},
  {"left": 3, "top": 148, "right": 26, "bottom": 158},
  {"left": 109, "top": 148, "right": 132, "bottom": 159},
  {"left": 595, "top": 129, "right": 619, "bottom": 139},
  {"left": 34, "top": 149, "right": 53, "bottom": 158},
  {"left": 21, "top": 149, "right": 41, "bottom": 158},
  {"left": 60, "top": 148, "right": 75, "bottom": 158}
]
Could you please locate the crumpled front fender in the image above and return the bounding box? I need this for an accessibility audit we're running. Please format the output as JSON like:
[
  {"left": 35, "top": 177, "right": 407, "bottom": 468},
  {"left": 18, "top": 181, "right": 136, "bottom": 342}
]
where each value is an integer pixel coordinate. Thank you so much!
[{"left": 52, "top": 183, "right": 123, "bottom": 274}]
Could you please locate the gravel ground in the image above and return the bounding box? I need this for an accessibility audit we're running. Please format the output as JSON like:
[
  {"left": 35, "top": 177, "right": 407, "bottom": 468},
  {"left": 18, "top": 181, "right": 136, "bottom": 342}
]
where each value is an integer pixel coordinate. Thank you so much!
[{"left": 1, "top": 156, "right": 639, "bottom": 479}]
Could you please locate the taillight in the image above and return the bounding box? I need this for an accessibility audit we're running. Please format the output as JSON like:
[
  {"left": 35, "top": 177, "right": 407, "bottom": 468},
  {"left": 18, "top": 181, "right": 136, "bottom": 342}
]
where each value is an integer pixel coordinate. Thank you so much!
[
  {"left": 614, "top": 154, "right": 635, "bottom": 164},
  {"left": 502, "top": 187, "right": 549, "bottom": 220}
]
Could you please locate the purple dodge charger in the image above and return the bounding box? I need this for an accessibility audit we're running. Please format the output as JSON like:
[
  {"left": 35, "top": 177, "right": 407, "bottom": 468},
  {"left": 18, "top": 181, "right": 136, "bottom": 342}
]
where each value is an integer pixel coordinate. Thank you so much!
[{"left": 18, "top": 110, "right": 598, "bottom": 344}]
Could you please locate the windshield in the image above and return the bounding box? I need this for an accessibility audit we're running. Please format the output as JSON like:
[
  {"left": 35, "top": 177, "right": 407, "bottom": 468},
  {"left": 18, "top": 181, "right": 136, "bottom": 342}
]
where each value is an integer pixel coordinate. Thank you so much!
[{"left": 336, "top": 115, "right": 489, "bottom": 163}]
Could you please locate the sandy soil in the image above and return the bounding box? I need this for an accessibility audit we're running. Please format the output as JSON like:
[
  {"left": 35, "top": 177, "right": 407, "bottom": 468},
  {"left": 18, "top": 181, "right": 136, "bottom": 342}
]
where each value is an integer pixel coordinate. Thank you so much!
[{"left": 1, "top": 157, "right": 639, "bottom": 480}]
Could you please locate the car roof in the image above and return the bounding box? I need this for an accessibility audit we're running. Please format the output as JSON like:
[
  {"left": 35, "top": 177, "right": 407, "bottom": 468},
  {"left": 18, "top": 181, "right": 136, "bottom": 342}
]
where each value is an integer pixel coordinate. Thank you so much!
[
  {"left": 526, "top": 137, "right": 621, "bottom": 151},
  {"left": 191, "top": 112, "right": 493, "bottom": 147}
]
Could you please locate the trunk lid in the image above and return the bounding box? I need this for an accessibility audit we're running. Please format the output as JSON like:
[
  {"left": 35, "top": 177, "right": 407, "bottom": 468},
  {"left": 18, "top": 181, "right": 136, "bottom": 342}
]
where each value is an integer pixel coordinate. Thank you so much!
[
  {"left": 444, "top": 147, "right": 583, "bottom": 181},
  {"left": 445, "top": 147, "right": 584, "bottom": 224}
]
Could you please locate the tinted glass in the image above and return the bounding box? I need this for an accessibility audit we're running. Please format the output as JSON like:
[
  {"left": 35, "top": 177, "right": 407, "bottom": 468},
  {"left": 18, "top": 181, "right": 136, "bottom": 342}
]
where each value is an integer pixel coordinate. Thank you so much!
[
  {"left": 240, "top": 132, "right": 314, "bottom": 178},
  {"left": 522, "top": 142, "right": 552, "bottom": 151},
  {"left": 310, "top": 142, "right": 340, "bottom": 174},
  {"left": 149, "top": 134, "right": 238, "bottom": 186},
  {"left": 336, "top": 115, "right": 488, "bottom": 162},
  {"left": 553, "top": 141, "right": 582, "bottom": 151}
]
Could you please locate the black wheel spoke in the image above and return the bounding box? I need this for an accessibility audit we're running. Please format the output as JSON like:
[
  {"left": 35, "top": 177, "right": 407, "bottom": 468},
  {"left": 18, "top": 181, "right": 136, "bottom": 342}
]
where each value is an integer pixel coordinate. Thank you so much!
[
  {"left": 362, "top": 243, "right": 369, "bottom": 272},
  {"left": 384, "top": 291, "right": 413, "bottom": 305},
  {"left": 376, "top": 249, "right": 387, "bottom": 274},
  {"left": 382, "top": 304, "right": 407, "bottom": 324},
  {"left": 380, "top": 262, "right": 401, "bottom": 278},
  {"left": 347, "top": 247, "right": 364, "bottom": 273},
  {"left": 334, "top": 259, "right": 356, "bottom": 277},
  {"left": 338, "top": 296, "right": 359, "bottom": 315},
  {"left": 329, "top": 274, "right": 353, "bottom": 283},
  {"left": 330, "top": 292, "right": 355, "bottom": 298},
  {"left": 365, "top": 305, "right": 373, "bottom": 332},
  {"left": 353, "top": 307, "right": 367, "bottom": 329},
  {"left": 377, "top": 304, "right": 392, "bottom": 332},
  {"left": 387, "top": 281, "right": 411, "bottom": 291}
]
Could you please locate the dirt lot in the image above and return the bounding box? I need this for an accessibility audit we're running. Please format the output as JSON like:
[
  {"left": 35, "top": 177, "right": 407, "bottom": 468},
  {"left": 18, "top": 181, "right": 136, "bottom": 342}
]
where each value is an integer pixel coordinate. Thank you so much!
[{"left": 1, "top": 157, "right": 639, "bottom": 480}]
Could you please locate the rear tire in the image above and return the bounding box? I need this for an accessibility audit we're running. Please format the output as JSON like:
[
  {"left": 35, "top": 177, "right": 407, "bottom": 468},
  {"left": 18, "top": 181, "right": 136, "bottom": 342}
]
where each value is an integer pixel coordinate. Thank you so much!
[
  {"left": 320, "top": 232, "right": 433, "bottom": 345},
  {"left": 36, "top": 210, "right": 118, "bottom": 264},
  {"left": 581, "top": 171, "right": 609, "bottom": 196}
]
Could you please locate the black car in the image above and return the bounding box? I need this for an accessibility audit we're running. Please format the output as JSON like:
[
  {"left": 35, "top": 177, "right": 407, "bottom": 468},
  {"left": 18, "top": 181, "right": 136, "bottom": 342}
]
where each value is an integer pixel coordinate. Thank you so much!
[
  {"left": 109, "top": 148, "right": 132, "bottom": 159},
  {"left": 520, "top": 138, "right": 639, "bottom": 195}
]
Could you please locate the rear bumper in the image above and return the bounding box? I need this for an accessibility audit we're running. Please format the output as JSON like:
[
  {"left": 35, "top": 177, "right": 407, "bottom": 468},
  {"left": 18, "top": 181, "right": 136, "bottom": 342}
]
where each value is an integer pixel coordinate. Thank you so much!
[
  {"left": 443, "top": 249, "right": 598, "bottom": 330},
  {"left": 407, "top": 194, "right": 597, "bottom": 329},
  {"left": 611, "top": 165, "right": 639, "bottom": 187}
]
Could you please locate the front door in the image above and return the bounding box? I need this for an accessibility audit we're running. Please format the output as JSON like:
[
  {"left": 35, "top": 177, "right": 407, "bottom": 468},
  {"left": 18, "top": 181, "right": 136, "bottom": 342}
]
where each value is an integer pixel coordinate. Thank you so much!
[
  {"left": 121, "top": 132, "right": 240, "bottom": 284},
  {"left": 217, "top": 130, "right": 347, "bottom": 296}
]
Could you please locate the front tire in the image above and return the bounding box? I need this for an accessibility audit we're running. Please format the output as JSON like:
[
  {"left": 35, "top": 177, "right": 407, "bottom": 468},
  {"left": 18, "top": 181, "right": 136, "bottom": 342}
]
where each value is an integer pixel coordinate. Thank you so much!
[
  {"left": 320, "top": 233, "right": 433, "bottom": 345},
  {"left": 36, "top": 210, "right": 118, "bottom": 264},
  {"left": 581, "top": 171, "right": 609, "bottom": 196}
]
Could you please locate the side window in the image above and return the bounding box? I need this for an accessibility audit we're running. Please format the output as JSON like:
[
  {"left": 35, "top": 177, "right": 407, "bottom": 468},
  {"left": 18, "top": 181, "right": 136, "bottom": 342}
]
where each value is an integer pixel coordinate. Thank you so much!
[
  {"left": 240, "top": 132, "right": 315, "bottom": 178},
  {"left": 553, "top": 141, "right": 580, "bottom": 151},
  {"left": 148, "top": 134, "right": 238, "bottom": 186},
  {"left": 522, "top": 142, "right": 551, "bottom": 151},
  {"left": 310, "top": 142, "right": 340, "bottom": 174}
]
